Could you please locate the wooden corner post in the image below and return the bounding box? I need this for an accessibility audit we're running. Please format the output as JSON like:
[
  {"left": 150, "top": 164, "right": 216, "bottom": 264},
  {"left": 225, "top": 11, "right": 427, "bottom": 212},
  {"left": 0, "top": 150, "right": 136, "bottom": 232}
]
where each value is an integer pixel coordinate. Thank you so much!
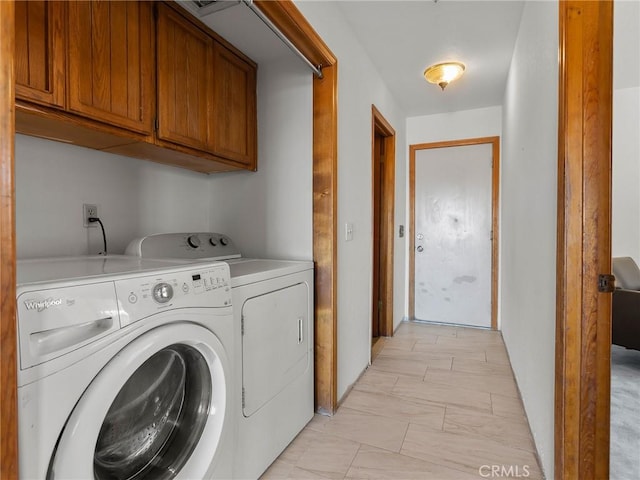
[
  {"left": 1, "top": 0, "right": 18, "bottom": 478},
  {"left": 555, "top": 1, "right": 613, "bottom": 479}
]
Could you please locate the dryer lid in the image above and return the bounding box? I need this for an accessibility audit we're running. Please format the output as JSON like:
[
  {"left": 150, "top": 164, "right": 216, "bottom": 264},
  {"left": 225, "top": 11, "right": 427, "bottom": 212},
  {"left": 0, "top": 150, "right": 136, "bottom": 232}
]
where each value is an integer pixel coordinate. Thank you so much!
[{"left": 228, "top": 258, "right": 313, "bottom": 287}]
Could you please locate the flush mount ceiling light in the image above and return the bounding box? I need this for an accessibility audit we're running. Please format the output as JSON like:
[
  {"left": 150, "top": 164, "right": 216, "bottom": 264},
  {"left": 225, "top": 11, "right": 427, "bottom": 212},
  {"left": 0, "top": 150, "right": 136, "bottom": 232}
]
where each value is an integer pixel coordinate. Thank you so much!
[{"left": 423, "top": 62, "right": 466, "bottom": 91}]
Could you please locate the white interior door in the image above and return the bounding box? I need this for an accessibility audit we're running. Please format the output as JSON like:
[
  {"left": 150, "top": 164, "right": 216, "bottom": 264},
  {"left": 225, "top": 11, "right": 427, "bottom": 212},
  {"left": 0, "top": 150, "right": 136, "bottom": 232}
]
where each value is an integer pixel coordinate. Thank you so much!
[{"left": 414, "top": 143, "right": 493, "bottom": 327}]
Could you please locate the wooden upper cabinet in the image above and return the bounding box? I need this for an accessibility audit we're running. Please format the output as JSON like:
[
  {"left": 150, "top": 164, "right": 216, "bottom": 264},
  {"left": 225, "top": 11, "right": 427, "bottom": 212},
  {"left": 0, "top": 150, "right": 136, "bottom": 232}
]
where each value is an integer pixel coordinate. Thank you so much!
[
  {"left": 16, "top": 1, "right": 257, "bottom": 173},
  {"left": 67, "top": 1, "right": 154, "bottom": 135},
  {"left": 15, "top": 1, "right": 66, "bottom": 108},
  {"left": 157, "top": 3, "right": 257, "bottom": 167},
  {"left": 213, "top": 42, "right": 257, "bottom": 168},
  {"left": 156, "top": 3, "right": 214, "bottom": 152}
]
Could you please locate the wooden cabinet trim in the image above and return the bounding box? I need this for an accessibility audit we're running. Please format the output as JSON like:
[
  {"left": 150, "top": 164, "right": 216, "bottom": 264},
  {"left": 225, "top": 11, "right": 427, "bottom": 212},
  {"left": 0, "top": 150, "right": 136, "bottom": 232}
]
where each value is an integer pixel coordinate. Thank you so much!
[{"left": 254, "top": 0, "right": 335, "bottom": 67}]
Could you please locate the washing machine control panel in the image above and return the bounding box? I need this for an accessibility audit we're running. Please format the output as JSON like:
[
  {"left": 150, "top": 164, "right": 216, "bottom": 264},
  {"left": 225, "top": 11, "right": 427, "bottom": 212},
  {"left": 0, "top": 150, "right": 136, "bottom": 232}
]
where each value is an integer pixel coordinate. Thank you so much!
[{"left": 115, "top": 263, "right": 232, "bottom": 327}]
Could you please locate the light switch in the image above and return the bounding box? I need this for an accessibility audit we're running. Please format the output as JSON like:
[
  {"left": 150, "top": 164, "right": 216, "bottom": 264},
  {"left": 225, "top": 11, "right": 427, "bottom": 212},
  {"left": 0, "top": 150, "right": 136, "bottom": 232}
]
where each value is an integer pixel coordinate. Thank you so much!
[{"left": 345, "top": 222, "right": 354, "bottom": 241}]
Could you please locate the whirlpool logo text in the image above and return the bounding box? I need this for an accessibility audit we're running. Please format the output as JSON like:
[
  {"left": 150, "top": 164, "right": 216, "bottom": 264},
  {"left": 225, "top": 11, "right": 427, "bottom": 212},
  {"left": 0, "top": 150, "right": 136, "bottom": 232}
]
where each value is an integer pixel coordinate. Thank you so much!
[{"left": 24, "top": 298, "right": 63, "bottom": 312}]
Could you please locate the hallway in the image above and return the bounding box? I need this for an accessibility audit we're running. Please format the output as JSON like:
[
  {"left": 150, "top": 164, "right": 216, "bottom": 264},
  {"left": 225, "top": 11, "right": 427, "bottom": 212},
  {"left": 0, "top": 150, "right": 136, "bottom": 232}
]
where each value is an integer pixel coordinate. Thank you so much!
[{"left": 261, "top": 322, "right": 544, "bottom": 479}]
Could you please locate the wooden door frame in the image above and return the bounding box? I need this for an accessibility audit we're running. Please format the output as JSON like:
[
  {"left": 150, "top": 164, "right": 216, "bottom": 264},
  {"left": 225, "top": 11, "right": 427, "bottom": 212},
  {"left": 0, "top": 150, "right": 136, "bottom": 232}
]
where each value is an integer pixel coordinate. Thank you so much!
[
  {"left": 409, "top": 137, "right": 500, "bottom": 330},
  {"left": 371, "top": 105, "right": 395, "bottom": 338},
  {"left": 254, "top": 1, "right": 339, "bottom": 414},
  {"left": 0, "top": 1, "right": 17, "bottom": 478},
  {"left": 555, "top": 2, "right": 613, "bottom": 478}
]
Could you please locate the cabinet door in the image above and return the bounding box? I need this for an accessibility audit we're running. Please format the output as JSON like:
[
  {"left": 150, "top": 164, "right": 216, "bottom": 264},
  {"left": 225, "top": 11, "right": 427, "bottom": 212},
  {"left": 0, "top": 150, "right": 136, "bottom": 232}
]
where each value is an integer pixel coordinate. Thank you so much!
[
  {"left": 213, "top": 42, "right": 257, "bottom": 168},
  {"left": 15, "top": 1, "right": 65, "bottom": 107},
  {"left": 67, "top": 1, "right": 154, "bottom": 134},
  {"left": 156, "top": 4, "right": 214, "bottom": 152}
]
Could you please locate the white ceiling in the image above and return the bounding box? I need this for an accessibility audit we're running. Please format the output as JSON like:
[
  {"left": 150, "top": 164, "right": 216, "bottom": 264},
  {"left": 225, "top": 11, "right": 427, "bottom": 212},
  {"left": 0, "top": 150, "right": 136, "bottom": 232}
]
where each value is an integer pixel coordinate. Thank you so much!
[
  {"left": 334, "top": 0, "right": 525, "bottom": 117},
  {"left": 191, "top": 1, "right": 638, "bottom": 118}
]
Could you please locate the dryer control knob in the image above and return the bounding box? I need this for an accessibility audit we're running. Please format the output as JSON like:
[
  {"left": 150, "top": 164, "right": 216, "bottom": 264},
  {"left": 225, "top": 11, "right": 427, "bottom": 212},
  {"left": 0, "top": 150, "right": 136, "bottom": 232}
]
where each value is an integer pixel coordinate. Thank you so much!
[
  {"left": 209, "top": 238, "right": 217, "bottom": 247},
  {"left": 153, "top": 282, "right": 173, "bottom": 303},
  {"left": 220, "top": 237, "right": 229, "bottom": 246},
  {"left": 187, "top": 235, "right": 201, "bottom": 249}
]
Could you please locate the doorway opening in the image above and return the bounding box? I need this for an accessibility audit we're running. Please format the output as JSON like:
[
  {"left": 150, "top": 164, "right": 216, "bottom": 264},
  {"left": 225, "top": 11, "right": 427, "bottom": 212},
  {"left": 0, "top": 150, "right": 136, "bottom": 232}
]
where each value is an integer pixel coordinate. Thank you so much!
[
  {"left": 371, "top": 105, "right": 395, "bottom": 358},
  {"left": 409, "top": 136, "right": 500, "bottom": 330}
]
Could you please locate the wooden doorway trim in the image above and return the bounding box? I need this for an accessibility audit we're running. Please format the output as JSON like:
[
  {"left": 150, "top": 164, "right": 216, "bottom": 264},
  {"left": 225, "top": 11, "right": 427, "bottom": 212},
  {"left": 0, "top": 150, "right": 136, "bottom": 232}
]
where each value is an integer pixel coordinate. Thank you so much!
[
  {"left": 409, "top": 136, "right": 500, "bottom": 330},
  {"left": 0, "top": 1, "right": 17, "bottom": 478},
  {"left": 371, "top": 105, "right": 395, "bottom": 339},
  {"left": 555, "top": 2, "right": 613, "bottom": 479},
  {"left": 254, "top": 1, "right": 339, "bottom": 414}
]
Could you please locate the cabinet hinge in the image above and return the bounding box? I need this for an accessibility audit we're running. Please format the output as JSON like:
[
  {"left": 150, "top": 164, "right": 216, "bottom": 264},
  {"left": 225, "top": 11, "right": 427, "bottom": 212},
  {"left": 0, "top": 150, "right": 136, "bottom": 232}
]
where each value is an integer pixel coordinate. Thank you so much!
[
  {"left": 154, "top": 117, "right": 159, "bottom": 132},
  {"left": 598, "top": 274, "right": 616, "bottom": 293}
]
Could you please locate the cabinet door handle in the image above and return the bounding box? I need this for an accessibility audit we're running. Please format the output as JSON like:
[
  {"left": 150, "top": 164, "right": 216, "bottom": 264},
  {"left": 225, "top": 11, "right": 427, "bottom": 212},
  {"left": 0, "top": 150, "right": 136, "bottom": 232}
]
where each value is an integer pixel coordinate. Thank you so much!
[{"left": 298, "top": 317, "right": 304, "bottom": 344}]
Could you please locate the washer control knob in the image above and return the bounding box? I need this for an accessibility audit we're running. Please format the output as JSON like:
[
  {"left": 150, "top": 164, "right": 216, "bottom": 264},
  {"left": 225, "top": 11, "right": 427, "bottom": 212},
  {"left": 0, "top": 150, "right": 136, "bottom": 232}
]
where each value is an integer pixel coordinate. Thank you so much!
[
  {"left": 153, "top": 282, "right": 173, "bottom": 303},
  {"left": 187, "top": 235, "right": 201, "bottom": 249},
  {"left": 209, "top": 238, "right": 217, "bottom": 247},
  {"left": 220, "top": 237, "right": 229, "bottom": 246}
]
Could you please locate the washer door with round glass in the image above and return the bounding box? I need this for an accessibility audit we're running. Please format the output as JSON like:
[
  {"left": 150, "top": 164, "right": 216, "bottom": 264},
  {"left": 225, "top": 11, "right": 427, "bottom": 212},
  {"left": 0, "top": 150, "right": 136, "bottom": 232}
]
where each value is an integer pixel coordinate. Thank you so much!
[{"left": 50, "top": 323, "right": 229, "bottom": 480}]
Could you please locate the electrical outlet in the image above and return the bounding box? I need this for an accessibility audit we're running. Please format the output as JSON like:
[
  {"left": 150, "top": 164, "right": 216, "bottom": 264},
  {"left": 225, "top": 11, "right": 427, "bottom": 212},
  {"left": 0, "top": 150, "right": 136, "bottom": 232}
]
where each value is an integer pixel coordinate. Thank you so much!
[{"left": 83, "top": 204, "right": 98, "bottom": 227}]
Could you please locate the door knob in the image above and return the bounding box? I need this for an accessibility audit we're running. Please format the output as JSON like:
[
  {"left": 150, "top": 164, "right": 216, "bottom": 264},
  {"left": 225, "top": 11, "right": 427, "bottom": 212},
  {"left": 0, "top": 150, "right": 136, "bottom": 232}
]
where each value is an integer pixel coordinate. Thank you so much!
[{"left": 417, "top": 246, "right": 424, "bottom": 252}]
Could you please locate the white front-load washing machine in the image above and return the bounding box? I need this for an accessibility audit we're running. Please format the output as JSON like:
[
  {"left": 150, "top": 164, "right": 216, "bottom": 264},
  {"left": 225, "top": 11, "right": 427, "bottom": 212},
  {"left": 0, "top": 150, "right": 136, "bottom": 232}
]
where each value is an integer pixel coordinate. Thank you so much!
[
  {"left": 126, "top": 233, "right": 314, "bottom": 480},
  {"left": 16, "top": 255, "right": 235, "bottom": 480}
]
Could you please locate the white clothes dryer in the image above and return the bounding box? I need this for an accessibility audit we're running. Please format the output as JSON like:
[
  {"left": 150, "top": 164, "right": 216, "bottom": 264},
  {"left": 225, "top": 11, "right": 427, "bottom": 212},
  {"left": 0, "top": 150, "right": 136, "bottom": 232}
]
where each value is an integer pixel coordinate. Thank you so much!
[
  {"left": 126, "top": 233, "right": 314, "bottom": 480},
  {"left": 16, "top": 256, "right": 235, "bottom": 480}
]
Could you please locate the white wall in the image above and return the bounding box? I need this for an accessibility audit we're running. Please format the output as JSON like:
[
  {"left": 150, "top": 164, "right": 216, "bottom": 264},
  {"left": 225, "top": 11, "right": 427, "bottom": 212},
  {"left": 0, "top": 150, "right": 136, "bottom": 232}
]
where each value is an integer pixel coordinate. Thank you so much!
[
  {"left": 407, "top": 105, "right": 502, "bottom": 146},
  {"left": 500, "top": 1, "right": 558, "bottom": 477},
  {"left": 208, "top": 56, "right": 313, "bottom": 260},
  {"left": 612, "top": 86, "right": 640, "bottom": 264},
  {"left": 16, "top": 56, "right": 315, "bottom": 262},
  {"left": 15, "top": 135, "right": 211, "bottom": 258},
  {"left": 296, "top": 0, "right": 408, "bottom": 400}
]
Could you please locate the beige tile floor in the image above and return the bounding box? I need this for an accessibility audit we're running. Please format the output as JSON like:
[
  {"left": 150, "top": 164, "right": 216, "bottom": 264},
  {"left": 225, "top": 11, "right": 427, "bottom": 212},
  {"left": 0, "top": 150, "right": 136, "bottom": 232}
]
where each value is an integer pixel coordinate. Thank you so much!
[{"left": 260, "top": 321, "right": 545, "bottom": 480}]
